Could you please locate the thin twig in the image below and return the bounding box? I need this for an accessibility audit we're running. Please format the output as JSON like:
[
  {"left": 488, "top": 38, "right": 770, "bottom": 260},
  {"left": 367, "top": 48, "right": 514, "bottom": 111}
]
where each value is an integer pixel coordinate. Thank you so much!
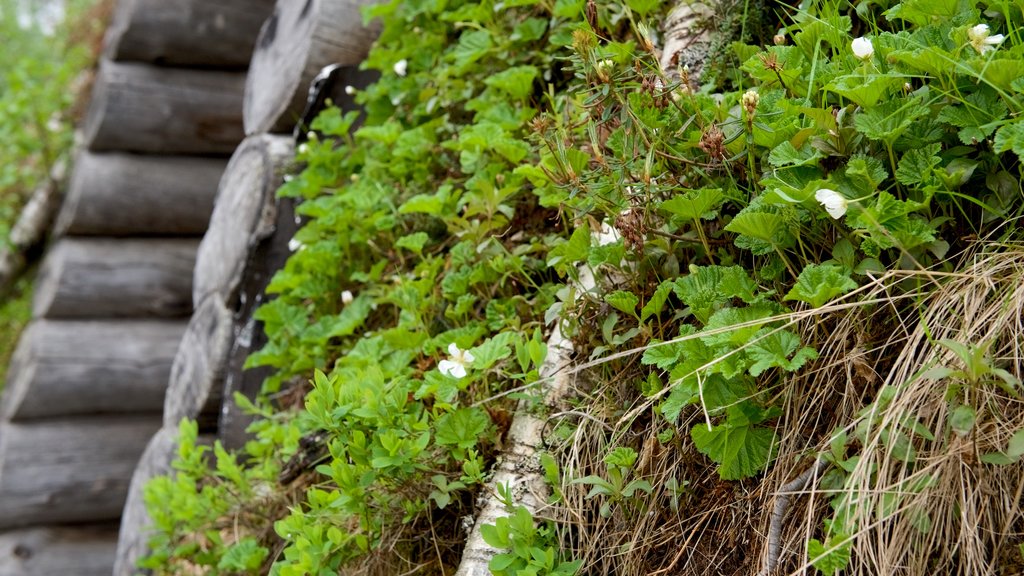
[{"left": 759, "top": 457, "right": 828, "bottom": 576}]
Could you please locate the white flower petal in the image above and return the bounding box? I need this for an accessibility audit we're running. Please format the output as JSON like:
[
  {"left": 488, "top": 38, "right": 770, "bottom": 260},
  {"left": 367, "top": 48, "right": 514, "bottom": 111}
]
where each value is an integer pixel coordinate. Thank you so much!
[
  {"left": 462, "top": 349, "right": 475, "bottom": 364},
  {"left": 341, "top": 290, "right": 354, "bottom": 304},
  {"left": 985, "top": 33, "right": 1005, "bottom": 45},
  {"left": 393, "top": 59, "right": 408, "bottom": 77},
  {"left": 439, "top": 360, "right": 466, "bottom": 379},
  {"left": 851, "top": 37, "right": 874, "bottom": 60},
  {"left": 448, "top": 343, "right": 461, "bottom": 357},
  {"left": 815, "top": 189, "right": 848, "bottom": 219}
]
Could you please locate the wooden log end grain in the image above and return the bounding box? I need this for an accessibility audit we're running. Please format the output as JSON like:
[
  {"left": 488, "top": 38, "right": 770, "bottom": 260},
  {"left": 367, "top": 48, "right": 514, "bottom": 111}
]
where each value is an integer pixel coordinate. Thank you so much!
[
  {"left": 33, "top": 238, "right": 198, "bottom": 319},
  {"left": 243, "top": 0, "right": 381, "bottom": 134},
  {"left": 164, "top": 294, "right": 234, "bottom": 432},
  {"left": 84, "top": 60, "right": 245, "bottom": 155},
  {"left": 1, "top": 320, "right": 186, "bottom": 421},
  {"left": 0, "top": 417, "right": 161, "bottom": 530},
  {"left": 0, "top": 524, "right": 119, "bottom": 576},
  {"left": 104, "top": 0, "right": 276, "bottom": 69},
  {"left": 56, "top": 152, "right": 225, "bottom": 236},
  {"left": 193, "top": 134, "right": 294, "bottom": 307}
]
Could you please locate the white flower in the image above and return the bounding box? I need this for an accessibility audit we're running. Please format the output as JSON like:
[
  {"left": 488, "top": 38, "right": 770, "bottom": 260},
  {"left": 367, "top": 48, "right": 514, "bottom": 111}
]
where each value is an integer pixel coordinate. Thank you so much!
[
  {"left": 297, "top": 143, "right": 309, "bottom": 155},
  {"left": 594, "top": 221, "right": 621, "bottom": 246},
  {"left": 968, "top": 24, "right": 1004, "bottom": 55},
  {"left": 851, "top": 37, "right": 874, "bottom": 60},
  {"left": 393, "top": 59, "right": 408, "bottom": 77},
  {"left": 344, "top": 85, "right": 356, "bottom": 95},
  {"left": 438, "top": 343, "right": 474, "bottom": 379},
  {"left": 288, "top": 238, "right": 304, "bottom": 252},
  {"left": 815, "top": 189, "right": 848, "bottom": 219},
  {"left": 341, "top": 290, "right": 354, "bottom": 304}
]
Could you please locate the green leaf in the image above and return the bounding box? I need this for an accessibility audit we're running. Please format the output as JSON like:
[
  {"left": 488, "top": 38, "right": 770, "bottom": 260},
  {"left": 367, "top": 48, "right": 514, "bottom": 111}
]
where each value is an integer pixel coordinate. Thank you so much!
[
  {"left": 641, "top": 340, "right": 686, "bottom": 370},
  {"left": 808, "top": 535, "right": 852, "bottom": 576},
  {"left": 691, "top": 419, "right": 776, "bottom": 480},
  {"left": 785, "top": 264, "right": 858, "bottom": 308},
  {"left": 994, "top": 121, "right": 1024, "bottom": 161},
  {"left": 747, "top": 330, "right": 819, "bottom": 376},
  {"left": 469, "top": 332, "right": 516, "bottom": 370},
  {"left": 884, "top": 0, "right": 973, "bottom": 26},
  {"left": 395, "top": 232, "right": 430, "bottom": 254},
  {"left": 895, "top": 143, "right": 941, "bottom": 185},
  {"left": 484, "top": 66, "right": 539, "bottom": 99},
  {"left": 827, "top": 74, "right": 903, "bottom": 108},
  {"left": 452, "top": 29, "right": 493, "bottom": 67},
  {"left": 768, "top": 141, "right": 824, "bottom": 168},
  {"left": 626, "top": 0, "right": 660, "bottom": 17},
  {"left": 435, "top": 408, "right": 491, "bottom": 450},
  {"left": 844, "top": 154, "right": 888, "bottom": 191},
  {"left": 948, "top": 405, "right": 976, "bottom": 437},
  {"left": 674, "top": 265, "right": 759, "bottom": 324},
  {"left": 217, "top": 538, "right": 269, "bottom": 572},
  {"left": 606, "top": 290, "right": 639, "bottom": 316},
  {"left": 640, "top": 279, "right": 674, "bottom": 322},
  {"left": 854, "top": 98, "right": 930, "bottom": 144},
  {"left": 547, "top": 223, "right": 591, "bottom": 272},
  {"left": 660, "top": 188, "right": 725, "bottom": 221}
]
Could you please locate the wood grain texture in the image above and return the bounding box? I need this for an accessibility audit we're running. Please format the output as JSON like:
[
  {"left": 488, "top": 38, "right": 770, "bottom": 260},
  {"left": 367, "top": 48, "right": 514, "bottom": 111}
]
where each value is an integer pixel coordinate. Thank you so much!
[
  {"left": 243, "top": 0, "right": 380, "bottom": 134},
  {"left": 56, "top": 152, "right": 225, "bottom": 236},
  {"left": 193, "top": 134, "right": 293, "bottom": 307},
  {"left": 0, "top": 524, "right": 119, "bottom": 576},
  {"left": 84, "top": 59, "right": 245, "bottom": 155},
  {"left": 33, "top": 238, "right": 198, "bottom": 319},
  {"left": 0, "top": 417, "right": 161, "bottom": 529},
  {"left": 164, "top": 295, "right": 233, "bottom": 432},
  {"left": 104, "top": 0, "right": 275, "bottom": 68},
  {"left": 2, "top": 320, "right": 186, "bottom": 420}
]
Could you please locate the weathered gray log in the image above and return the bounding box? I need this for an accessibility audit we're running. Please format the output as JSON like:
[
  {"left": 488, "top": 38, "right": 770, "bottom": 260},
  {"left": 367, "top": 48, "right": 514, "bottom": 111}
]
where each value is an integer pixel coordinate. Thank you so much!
[
  {"left": 219, "top": 196, "right": 300, "bottom": 450},
  {"left": 33, "top": 238, "right": 198, "bottom": 319},
  {"left": 0, "top": 524, "right": 119, "bottom": 576},
  {"left": 84, "top": 60, "right": 245, "bottom": 154},
  {"left": 164, "top": 295, "right": 233, "bottom": 432},
  {"left": 2, "top": 320, "right": 186, "bottom": 420},
  {"left": 193, "top": 134, "right": 294, "bottom": 307},
  {"left": 104, "top": 0, "right": 275, "bottom": 68},
  {"left": 0, "top": 417, "right": 161, "bottom": 529},
  {"left": 243, "top": 0, "right": 380, "bottom": 134},
  {"left": 56, "top": 152, "right": 225, "bottom": 236}
]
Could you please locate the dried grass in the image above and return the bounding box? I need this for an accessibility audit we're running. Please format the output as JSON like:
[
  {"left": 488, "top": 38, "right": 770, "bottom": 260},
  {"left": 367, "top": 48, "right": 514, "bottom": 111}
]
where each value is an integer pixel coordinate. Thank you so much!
[{"left": 548, "top": 241, "right": 1024, "bottom": 575}]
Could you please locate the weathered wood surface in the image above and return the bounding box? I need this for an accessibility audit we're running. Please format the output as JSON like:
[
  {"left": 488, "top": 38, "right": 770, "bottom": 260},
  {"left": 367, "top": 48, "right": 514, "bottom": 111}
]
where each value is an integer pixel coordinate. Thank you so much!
[
  {"left": 84, "top": 60, "right": 245, "bottom": 154},
  {"left": 0, "top": 417, "right": 161, "bottom": 529},
  {"left": 2, "top": 320, "right": 186, "bottom": 420},
  {"left": 0, "top": 524, "right": 119, "bottom": 576},
  {"left": 56, "top": 152, "right": 224, "bottom": 236},
  {"left": 104, "top": 0, "right": 275, "bottom": 69},
  {"left": 193, "top": 134, "right": 294, "bottom": 307},
  {"left": 243, "top": 0, "right": 380, "bottom": 134},
  {"left": 164, "top": 295, "right": 233, "bottom": 432},
  {"left": 33, "top": 238, "right": 198, "bottom": 319}
]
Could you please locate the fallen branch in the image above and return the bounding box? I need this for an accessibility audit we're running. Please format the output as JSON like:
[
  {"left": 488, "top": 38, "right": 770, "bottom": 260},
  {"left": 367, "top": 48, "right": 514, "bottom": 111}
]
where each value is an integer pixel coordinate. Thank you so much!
[
  {"left": 759, "top": 457, "right": 828, "bottom": 576},
  {"left": 453, "top": 268, "right": 595, "bottom": 576},
  {"left": 0, "top": 159, "right": 67, "bottom": 297}
]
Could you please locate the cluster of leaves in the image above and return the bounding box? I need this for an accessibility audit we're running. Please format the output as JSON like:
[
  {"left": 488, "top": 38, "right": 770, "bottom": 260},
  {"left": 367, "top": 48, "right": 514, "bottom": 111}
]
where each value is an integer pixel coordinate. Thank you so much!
[{"left": 144, "top": 0, "right": 1024, "bottom": 573}]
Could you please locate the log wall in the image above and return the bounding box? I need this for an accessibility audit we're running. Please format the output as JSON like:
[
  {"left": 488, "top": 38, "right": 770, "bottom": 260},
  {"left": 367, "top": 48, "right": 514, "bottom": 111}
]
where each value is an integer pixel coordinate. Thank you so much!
[{"left": 0, "top": 0, "right": 382, "bottom": 571}]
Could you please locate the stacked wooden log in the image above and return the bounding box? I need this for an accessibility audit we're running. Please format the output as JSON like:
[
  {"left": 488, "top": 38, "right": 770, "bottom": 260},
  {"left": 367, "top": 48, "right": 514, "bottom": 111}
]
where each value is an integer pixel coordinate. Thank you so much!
[
  {"left": 0, "top": 0, "right": 271, "bottom": 573},
  {"left": 109, "top": 1, "right": 382, "bottom": 574}
]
